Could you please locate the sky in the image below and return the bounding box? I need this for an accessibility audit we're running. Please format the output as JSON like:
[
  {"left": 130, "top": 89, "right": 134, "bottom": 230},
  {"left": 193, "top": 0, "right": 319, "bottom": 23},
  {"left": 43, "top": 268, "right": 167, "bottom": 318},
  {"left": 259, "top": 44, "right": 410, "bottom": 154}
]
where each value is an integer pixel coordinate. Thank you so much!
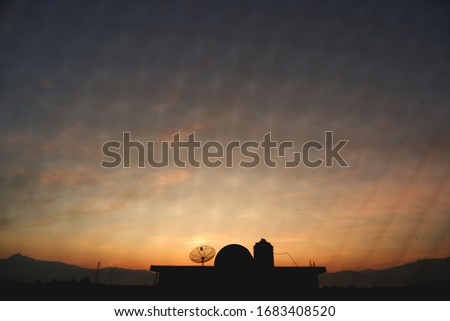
[{"left": 0, "top": 0, "right": 449, "bottom": 272}]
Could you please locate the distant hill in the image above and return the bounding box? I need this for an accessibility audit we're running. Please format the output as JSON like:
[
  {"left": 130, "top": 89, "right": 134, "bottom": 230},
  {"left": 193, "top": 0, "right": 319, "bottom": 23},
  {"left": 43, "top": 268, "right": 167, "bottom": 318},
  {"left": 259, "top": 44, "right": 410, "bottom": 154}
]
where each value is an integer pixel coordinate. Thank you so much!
[
  {"left": 0, "top": 253, "right": 156, "bottom": 286},
  {"left": 2, "top": 253, "right": 449, "bottom": 289},
  {"left": 1, "top": 254, "right": 449, "bottom": 300},
  {"left": 319, "top": 257, "right": 450, "bottom": 287}
]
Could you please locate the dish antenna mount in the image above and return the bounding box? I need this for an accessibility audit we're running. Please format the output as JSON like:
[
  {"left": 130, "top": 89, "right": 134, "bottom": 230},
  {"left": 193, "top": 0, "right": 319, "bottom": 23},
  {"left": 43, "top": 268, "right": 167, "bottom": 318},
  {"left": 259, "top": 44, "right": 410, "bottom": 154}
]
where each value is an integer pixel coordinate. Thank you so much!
[{"left": 190, "top": 245, "right": 215, "bottom": 266}]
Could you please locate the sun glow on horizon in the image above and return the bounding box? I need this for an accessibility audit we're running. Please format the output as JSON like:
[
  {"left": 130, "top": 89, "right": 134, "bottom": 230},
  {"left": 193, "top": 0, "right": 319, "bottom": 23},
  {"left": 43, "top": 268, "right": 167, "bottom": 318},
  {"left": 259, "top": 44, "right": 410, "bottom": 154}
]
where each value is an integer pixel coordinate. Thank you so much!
[{"left": 1, "top": 0, "right": 449, "bottom": 275}]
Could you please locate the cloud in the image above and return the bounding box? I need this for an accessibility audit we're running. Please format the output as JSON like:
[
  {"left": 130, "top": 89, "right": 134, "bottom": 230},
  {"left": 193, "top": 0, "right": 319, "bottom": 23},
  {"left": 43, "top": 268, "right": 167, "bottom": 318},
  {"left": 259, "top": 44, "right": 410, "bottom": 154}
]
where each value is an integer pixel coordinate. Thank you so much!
[
  {"left": 0, "top": 217, "right": 15, "bottom": 228},
  {"left": 156, "top": 169, "right": 191, "bottom": 191},
  {"left": 0, "top": 123, "right": 106, "bottom": 164},
  {"left": 37, "top": 168, "right": 99, "bottom": 186},
  {"left": 0, "top": 0, "right": 449, "bottom": 270},
  {"left": 160, "top": 121, "right": 209, "bottom": 141}
]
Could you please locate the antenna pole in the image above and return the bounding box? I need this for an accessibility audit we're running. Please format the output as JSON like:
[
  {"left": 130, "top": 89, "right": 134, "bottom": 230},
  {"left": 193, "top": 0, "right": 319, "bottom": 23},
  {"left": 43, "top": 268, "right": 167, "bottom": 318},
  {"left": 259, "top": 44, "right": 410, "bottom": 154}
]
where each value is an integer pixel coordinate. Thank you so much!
[{"left": 95, "top": 261, "right": 101, "bottom": 284}]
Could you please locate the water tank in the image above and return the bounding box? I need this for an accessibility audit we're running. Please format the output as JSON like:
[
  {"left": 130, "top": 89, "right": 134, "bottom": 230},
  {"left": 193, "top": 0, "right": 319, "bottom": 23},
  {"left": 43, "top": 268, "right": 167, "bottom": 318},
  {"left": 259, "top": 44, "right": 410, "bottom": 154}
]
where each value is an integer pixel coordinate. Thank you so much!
[{"left": 253, "top": 238, "right": 274, "bottom": 268}]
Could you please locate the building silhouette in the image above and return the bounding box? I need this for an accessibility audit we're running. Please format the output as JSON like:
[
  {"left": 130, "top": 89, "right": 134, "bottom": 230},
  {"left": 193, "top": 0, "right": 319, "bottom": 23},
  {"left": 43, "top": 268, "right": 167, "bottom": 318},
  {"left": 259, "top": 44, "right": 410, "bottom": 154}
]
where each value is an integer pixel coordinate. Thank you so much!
[
  {"left": 254, "top": 238, "right": 274, "bottom": 268},
  {"left": 150, "top": 238, "right": 326, "bottom": 299}
]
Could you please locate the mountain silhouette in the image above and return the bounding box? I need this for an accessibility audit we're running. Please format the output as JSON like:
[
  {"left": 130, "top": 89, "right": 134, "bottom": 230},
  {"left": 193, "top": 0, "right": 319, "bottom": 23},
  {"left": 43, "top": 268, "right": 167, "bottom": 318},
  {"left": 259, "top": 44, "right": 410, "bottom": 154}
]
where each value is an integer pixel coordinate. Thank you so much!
[
  {"left": 319, "top": 257, "right": 450, "bottom": 288},
  {"left": 2, "top": 253, "right": 449, "bottom": 288},
  {"left": 1, "top": 253, "right": 449, "bottom": 300},
  {"left": 0, "top": 253, "right": 156, "bottom": 286}
]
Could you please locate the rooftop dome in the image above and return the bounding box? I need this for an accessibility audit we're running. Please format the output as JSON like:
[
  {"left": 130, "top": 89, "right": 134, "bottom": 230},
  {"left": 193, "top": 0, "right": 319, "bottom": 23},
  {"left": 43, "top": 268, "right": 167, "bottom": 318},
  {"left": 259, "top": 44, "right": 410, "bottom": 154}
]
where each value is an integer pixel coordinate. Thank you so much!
[{"left": 214, "top": 244, "right": 254, "bottom": 271}]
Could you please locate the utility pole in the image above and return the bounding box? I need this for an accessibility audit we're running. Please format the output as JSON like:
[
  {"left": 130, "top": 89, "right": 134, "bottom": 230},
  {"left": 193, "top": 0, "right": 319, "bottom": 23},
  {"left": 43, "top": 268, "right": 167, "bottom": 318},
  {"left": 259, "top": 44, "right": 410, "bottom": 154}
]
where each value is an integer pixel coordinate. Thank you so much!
[{"left": 95, "top": 261, "right": 101, "bottom": 284}]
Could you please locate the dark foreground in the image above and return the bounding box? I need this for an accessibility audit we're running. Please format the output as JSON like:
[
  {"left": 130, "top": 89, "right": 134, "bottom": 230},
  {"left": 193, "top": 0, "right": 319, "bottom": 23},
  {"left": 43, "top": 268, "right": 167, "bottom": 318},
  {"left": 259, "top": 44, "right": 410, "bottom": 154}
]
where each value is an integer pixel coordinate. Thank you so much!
[{"left": 0, "top": 280, "right": 449, "bottom": 301}]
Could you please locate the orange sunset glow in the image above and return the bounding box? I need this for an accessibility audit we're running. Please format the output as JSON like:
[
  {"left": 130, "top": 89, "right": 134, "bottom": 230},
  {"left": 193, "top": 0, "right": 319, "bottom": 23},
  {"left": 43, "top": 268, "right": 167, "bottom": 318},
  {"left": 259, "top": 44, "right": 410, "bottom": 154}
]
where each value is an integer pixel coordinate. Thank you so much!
[{"left": 1, "top": 0, "right": 449, "bottom": 274}]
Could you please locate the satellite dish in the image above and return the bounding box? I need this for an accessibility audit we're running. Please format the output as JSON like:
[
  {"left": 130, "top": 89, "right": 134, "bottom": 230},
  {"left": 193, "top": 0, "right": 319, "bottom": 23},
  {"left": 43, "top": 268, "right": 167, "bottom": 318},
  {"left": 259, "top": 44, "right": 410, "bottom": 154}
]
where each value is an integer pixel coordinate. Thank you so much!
[{"left": 190, "top": 245, "right": 215, "bottom": 266}]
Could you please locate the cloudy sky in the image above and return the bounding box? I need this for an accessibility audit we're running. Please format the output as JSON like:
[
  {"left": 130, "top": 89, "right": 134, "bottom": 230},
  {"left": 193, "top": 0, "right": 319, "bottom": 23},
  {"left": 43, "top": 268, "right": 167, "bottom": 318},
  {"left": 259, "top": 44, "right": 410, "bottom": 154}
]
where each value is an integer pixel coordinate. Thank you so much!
[{"left": 1, "top": 0, "right": 449, "bottom": 272}]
